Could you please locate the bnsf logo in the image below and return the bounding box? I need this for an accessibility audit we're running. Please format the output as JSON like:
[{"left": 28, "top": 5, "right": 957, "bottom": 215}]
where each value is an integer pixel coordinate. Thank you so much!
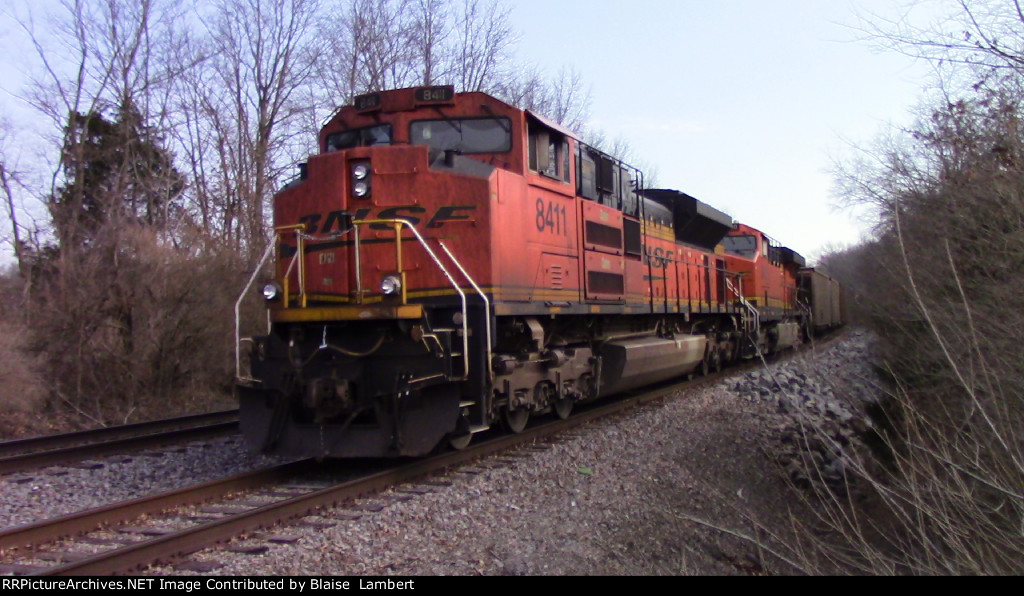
[
  {"left": 297, "top": 205, "right": 476, "bottom": 235},
  {"left": 643, "top": 246, "right": 674, "bottom": 268}
]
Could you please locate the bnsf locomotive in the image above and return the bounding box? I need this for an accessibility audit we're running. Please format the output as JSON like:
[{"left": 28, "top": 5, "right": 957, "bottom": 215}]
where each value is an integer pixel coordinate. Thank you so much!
[{"left": 235, "top": 85, "right": 843, "bottom": 458}]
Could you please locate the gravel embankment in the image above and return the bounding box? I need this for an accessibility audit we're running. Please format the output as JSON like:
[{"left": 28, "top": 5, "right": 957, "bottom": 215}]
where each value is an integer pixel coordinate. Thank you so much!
[
  {"left": 1, "top": 330, "right": 881, "bottom": 576},
  {"left": 0, "top": 439, "right": 287, "bottom": 529}
]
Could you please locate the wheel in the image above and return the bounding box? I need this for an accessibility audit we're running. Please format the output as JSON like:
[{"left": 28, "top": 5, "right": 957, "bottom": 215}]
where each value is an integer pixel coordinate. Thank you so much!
[
  {"left": 444, "top": 406, "right": 472, "bottom": 451},
  {"left": 447, "top": 432, "right": 472, "bottom": 450},
  {"left": 502, "top": 407, "right": 530, "bottom": 434},
  {"left": 553, "top": 397, "right": 573, "bottom": 420}
]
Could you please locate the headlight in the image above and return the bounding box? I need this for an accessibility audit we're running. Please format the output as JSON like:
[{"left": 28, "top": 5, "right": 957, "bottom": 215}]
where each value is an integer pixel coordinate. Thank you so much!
[
  {"left": 351, "top": 161, "right": 371, "bottom": 198},
  {"left": 262, "top": 281, "right": 282, "bottom": 300},
  {"left": 380, "top": 274, "right": 402, "bottom": 296}
]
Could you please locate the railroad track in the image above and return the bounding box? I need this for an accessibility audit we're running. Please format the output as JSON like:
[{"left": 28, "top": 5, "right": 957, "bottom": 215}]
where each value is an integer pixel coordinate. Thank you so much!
[
  {"left": 0, "top": 410, "right": 239, "bottom": 476},
  {"left": 0, "top": 334, "right": 845, "bottom": 575},
  {"left": 0, "top": 364, "right": 760, "bottom": 575}
]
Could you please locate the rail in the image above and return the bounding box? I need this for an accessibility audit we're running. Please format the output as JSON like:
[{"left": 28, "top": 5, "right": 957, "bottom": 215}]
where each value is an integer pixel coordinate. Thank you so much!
[{"left": 0, "top": 411, "right": 239, "bottom": 476}]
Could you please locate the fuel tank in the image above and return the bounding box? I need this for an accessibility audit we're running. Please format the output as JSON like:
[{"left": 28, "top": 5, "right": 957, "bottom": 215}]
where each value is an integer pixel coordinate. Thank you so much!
[{"left": 599, "top": 335, "right": 707, "bottom": 396}]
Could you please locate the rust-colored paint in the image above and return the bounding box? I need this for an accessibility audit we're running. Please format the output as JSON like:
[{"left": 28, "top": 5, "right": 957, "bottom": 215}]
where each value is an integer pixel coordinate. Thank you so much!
[{"left": 269, "top": 87, "right": 781, "bottom": 318}]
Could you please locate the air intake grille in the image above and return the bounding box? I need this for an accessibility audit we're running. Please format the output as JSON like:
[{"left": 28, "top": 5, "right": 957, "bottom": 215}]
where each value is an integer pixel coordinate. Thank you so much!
[
  {"left": 588, "top": 271, "right": 624, "bottom": 295},
  {"left": 585, "top": 221, "right": 622, "bottom": 250}
]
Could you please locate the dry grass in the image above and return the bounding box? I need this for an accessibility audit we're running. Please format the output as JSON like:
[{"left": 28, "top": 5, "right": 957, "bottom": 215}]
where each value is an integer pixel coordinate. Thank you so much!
[{"left": 0, "top": 318, "right": 54, "bottom": 438}]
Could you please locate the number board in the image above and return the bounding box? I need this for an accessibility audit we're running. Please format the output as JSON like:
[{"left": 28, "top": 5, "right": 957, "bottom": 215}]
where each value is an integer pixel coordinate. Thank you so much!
[
  {"left": 354, "top": 92, "right": 381, "bottom": 112},
  {"left": 414, "top": 86, "right": 455, "bottom": 105}
]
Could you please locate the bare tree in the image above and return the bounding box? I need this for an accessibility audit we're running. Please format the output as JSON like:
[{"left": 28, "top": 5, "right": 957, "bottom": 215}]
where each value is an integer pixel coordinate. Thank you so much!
[
  {"left": 314, "top": 0, "right": 413, "bottom": 103},
  {"left": 18, "top": 0, "right": 116, "bottom": 250},
  {"left": 313, "top": 0, "right": 525, "bottom": 114},
  {"left": 0, "top": 122, "right": 25, "bottom": 275},
  {"left": 410, "top": 0, "right": 452, "bottom": 86},
  {"left": 2, "top": 0, "right": 254, "bottom": 424},
  {"left": 545, "top": 66, "right": 591, "bottom": 133},
  {"left": 855, "top": 0, "right": 1024, "bottom": 84},
  {"left": 452, "top": 0, "right": 517, "bottom": 93},
  {"left": 362, "top": 0, "right": 418, "bottom": 91},
  {"left": 496, "top": 63, "right": 547, "bottom": 111},
  {"left": 495, "top": 64, "right": 592, "bottom": 135},
  {"left": 190, "top": 0, "right": 321, "bottom": 259},
  {"left": 12, "top": 0, "right": 190, "bottom": 254}
]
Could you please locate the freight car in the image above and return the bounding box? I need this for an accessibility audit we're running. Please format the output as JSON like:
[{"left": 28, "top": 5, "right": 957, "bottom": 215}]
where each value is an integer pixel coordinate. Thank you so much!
[
  {"left": 798, "top": 268, "right": 846, "bottom": 332},
  {"left": 235, "top": 85, "right": 835, "bottom": 458}
]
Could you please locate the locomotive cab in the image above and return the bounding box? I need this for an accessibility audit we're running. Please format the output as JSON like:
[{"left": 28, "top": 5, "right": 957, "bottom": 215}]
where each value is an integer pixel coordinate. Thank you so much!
[{"left": 721, "top": 223, "right": 803, "bottom": 354}]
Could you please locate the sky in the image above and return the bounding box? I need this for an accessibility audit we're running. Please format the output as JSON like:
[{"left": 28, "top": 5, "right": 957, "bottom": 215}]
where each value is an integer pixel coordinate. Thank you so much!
[
  {"left": 0, "top": 0, "right": 942, "bottom": 266},
  {"left": 507, "top": 0, "right": 939, "bottom": 263}
]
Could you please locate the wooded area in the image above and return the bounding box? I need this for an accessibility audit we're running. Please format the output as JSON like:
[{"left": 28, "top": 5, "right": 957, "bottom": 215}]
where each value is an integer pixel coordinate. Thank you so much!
[
  {"left": 0, "top": 0, "right": 592, "bottom": 430},
  {"left": 809, "top": 0, "right": 1024, "bottom": 574}
]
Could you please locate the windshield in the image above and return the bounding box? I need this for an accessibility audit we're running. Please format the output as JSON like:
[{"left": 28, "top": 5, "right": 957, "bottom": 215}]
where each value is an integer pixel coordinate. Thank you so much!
[
  {"left": 325, "top": 124, "right": 393, "bottom": 152},
  {"left": 410, "top": 117, "right": 511, "bottom": 154},
  {"left": 722, "top": 235, "right": 757, "bottom": 258}
]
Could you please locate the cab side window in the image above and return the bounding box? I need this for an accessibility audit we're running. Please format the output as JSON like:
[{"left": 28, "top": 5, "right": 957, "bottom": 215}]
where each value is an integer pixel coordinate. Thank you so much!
[
  {"left": 528, "top": 120, "right": 570, "bottom": 183},
  {"left": 577, "top": 142, "right": 641, "bottom": 218}
]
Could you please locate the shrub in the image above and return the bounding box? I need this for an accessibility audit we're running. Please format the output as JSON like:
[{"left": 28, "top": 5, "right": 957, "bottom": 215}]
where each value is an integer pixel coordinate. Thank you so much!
[
  {"left": 26, "top": 224, "right": 255, "bottom": 426},
  {"left": 810, "top": 91, "right": 1024, "bottom": 574}
]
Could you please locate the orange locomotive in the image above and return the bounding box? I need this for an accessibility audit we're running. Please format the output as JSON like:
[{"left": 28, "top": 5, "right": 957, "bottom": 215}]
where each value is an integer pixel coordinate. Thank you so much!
[{"left": 236, "top": 85, "right": 832, "bottom": 458}]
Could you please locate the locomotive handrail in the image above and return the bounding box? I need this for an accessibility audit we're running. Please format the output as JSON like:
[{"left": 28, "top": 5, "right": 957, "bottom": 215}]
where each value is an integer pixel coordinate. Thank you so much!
[
  {"left": 797, "top": 299, "right": 814, "bottom": 336},
  {"left": 725, "top": 275, "right": 760, "bottom": 345},
  {"left": 280, "top": 224, "right": 308, "bottom": 308},
  {"left": 235, "top": 224, "right": 308, "bottom": 382},
  {"left": 282, "top": 228, "right": 356, "bottom": 309},
  {"left": 351, "top": 218, "right": 471, "bottom": 381},
  {"left": 438, "top": 240, "right": 493, "bottom": 384},
  {"left": 234, "top": 238, "right": 278, "bottom": 383}
]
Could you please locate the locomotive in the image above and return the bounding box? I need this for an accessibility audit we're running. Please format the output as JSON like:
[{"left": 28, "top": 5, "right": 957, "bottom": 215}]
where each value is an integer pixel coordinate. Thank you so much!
[{"left": 234, "top": 85, "right": 843, "bottom": 458}]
